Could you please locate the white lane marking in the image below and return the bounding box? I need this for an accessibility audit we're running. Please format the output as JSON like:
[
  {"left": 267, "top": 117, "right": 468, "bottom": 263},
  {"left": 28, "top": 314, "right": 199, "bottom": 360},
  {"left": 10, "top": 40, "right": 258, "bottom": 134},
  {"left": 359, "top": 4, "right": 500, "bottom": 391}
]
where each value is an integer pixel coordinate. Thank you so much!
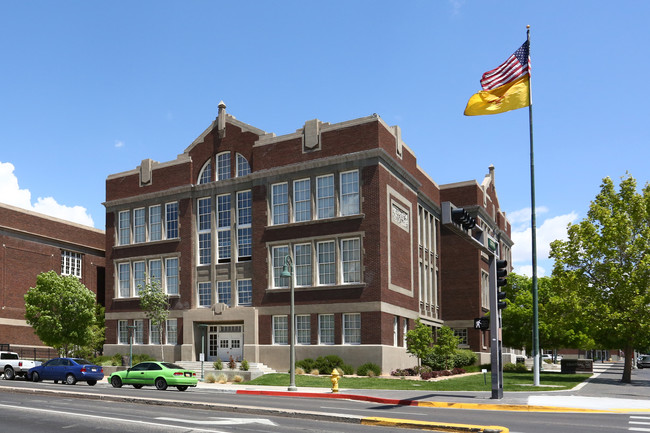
[
  {"left": 2, "top": 403, "right": 227, "bottom": 433},
  {"left": 156, "top": 417, "right": 277, "bottom": 426}
]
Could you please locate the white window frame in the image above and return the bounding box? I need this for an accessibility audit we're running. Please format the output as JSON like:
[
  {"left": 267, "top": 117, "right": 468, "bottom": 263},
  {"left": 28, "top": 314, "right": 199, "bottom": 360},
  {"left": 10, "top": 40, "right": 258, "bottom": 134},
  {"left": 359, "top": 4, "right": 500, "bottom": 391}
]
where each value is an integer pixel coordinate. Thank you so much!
[
  {"left": 317, "top": 240, "right": 336, "bottom": 285},
  {"left": 341, "top": 238, "right": 361, "bottom": 284},
  {"left": 149, "top": 205, "right": 162, "bottom": 241},
  {"left": 150, "top": 321, "right": 161, "bottom": 345},
  {"left": 198, "top": 160, "right": 212, "bottom": 184},
  {"left": 198, "top": 282, "right": 212, "bottom": 308},
  {"left": 296, "top": 315, "right": 311, "bottom": 345},
  {"left": 133, "top": 261, "right": 145, "bottom": 296},
  {"left": 343, "top": 313, "right": 361, "bottom": 345},
  {"left": 118, "top": 320, "right": 129, "bottom": 344},
  {"left": 272, "top": 246, "right": 290, "bottom": 288},
  {"left": 118, "top": 210, "right": 131, "bottom": 245},
  {"left": 165, "top": 257, "right": 179, "bottom": 295},
  {"left": 217, "top": 280, "right": 231, "bottom": 306},
  {"left": 293, "top": 178, "right": 311, "bottom": 222},
  {"left": 198, "top": 197, "right": 212, "bottom": 266},
  {"left": 133, "top": 319, "right": 144, "bottom": 344},
  {"left": 166, "top": 319, "right": 178, "bottom": 345},
  {"left": 217, "top": 194, "right": 231, "bottom": 262},
  {"left": 316, "top": 174, "right": 335, "bottom": 219},
  {"left": 61, "top": 250, "right": 82, "bottom": 278},
  {"left": 272, "top": 315, "right": 288, "bottom": 345},
  {"left": 294, "top": 243, "right": 312, "bottom": 287},
  {"left": 165, "top": 202, "right": 179, "bottom": 239},
  {"left": 237, "top": 190, "right": 252, "bottom": 260},
  {"left": 318, "top": 314, "right": 335, "bottom": 345},
  {"left": 237, "top": 279, "right": 252, "bottom": 306},
  {"left": 133, "top": 208, "right": 146, "bottom": 243},
  {"left": 217, "top": 152, "right": 231, "bottom": 180},
  {"left": 236, "top": 153, "right": 250, "bottom": 177},
  {"left": 271, "top": 182, "right": 289, "bottom": 225},
  {"left": 118, "top": 263, "right": 131, "bottom": 298},
  {"left": 340, "top": 170, "right": 360, "bottom": 216}
]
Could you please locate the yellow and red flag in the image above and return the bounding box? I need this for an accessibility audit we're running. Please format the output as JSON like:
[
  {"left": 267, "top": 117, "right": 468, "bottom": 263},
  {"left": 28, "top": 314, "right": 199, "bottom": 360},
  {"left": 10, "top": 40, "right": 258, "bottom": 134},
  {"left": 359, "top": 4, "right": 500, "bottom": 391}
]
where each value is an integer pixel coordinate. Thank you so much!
[{"left": 464, "top": 41, "right": 530, "bottom": 116}]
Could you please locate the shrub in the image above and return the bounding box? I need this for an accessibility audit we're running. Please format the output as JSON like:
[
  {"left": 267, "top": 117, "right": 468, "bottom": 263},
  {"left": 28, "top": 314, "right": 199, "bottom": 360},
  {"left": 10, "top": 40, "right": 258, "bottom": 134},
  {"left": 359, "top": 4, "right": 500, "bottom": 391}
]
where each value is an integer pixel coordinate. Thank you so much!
[
  {"left": 503, "top": 362, "right": 528, "bottom": 372},
  {"left": 217, "top": 373, "right": 227, "bottom": 384},
  {"left": 356, "top": 362, "right": 382, "bottom": 377},
  {"left": 391, "top": 368, "right": 417, "bottom": 377},
  {"left": 213, "top": 359, "right": 223, "bottom": 370},
  {"left": 240, "top": 359, "right": 249, "bottom": 371},
  {"left": 421, "top": 371, "right": 434, "bottom": 380},
  {"left": 315, "top": 355, "right": 345, "bottom": 374},
  {"left": 296, "top": 367, "right": 305, "bottom": 375},
  {"left": 451, "top": 367, "right": 466, "bottom": 375},
  {"left": 111, "top": 353, "right": 123, "bottom": 366},
  {"left": 341, "top": 363, "right": 354, "bottom": 375},
  {"left": 414, "top": 365, "right": 432, "bottom": 375},
  {"left": 296, "top": 358, "right": 316, "bottom": 371},
  {"left": 310, "top": 369, "right": 320, "bottom": 375},
  {"left": 133, "top": 354, "right": 156, "bottom": 364},
  {"left": 453, "top": 350, "right": 478, "bottom": 368},
  {"left": 233, "top": 375, "right": 244, "bottom": 383},
  {"left": 205, "top": 373, "right": 216, "bottom": 383},
  {"left": 228, "top": 356, "right": 236, "bottom": 370}
]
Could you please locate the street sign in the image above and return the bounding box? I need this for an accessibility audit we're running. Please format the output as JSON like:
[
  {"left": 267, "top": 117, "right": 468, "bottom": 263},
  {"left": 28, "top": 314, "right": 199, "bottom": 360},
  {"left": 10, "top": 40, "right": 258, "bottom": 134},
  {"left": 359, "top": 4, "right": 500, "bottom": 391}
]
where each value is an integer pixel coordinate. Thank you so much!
[
  {"left": 474, "top": 317, "right": 489, "bottom": 330},
  {"left": 488, "top": 237, "right": 498, "bottom": 252}
]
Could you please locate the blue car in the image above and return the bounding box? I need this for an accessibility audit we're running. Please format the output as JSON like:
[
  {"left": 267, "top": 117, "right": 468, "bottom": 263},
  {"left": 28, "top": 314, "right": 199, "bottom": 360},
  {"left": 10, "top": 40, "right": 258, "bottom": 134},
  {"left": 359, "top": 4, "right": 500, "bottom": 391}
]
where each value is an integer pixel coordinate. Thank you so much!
[{"left": 29, "top": 357, "right": 104, "bottom": 386}]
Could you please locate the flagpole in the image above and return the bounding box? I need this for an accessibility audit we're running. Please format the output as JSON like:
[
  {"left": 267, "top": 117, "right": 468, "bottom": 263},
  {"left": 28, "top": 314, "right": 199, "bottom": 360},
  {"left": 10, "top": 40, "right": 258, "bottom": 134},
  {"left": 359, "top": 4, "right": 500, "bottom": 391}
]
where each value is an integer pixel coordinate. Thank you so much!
[{"left": 526, "top": 25, "right": 541, "bottom": 387}]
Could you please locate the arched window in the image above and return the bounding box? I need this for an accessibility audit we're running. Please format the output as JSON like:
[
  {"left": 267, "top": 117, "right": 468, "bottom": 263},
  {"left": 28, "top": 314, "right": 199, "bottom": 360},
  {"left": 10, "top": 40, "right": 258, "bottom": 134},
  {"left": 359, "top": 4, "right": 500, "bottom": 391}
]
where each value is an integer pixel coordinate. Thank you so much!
[
  {"left": 198, "top": 160, "right": 212, "bottom": 184},
  {"left": 217, "top": 152, "right": 231, "bottom": 181},
  {"left": 236, "top": 153, "right": 251, "bottom": 177}
]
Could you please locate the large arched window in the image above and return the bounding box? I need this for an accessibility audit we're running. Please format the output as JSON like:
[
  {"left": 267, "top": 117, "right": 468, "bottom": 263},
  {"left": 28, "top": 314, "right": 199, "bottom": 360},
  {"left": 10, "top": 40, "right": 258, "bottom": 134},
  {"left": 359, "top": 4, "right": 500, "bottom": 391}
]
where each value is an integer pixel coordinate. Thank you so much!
[
  {"left": 236, "top": 153, "right": 251, "bottom": 177},
  {"left": 198, "top": 160, "right": 212, "bottom": 184}
]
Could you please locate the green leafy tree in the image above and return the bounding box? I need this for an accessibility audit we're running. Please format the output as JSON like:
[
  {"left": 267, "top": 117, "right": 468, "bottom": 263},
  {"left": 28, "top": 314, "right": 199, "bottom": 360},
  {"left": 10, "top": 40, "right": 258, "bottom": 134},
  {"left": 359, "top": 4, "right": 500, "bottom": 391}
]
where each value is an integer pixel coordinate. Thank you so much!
[
  {"left": 24, "top": 271, "right": 97, "bottom": 356},
  {"left": 405, "top": 318, "right": 434, "bottom": 366},
  {"left": 139, "top": 276, "right": 170, "bottom": 361},
  {"left": 431, "top": 326, "right": 460, "bottom": 370},
  {"left": 549, "top": 174, "right": 650, "bottom": 383}
]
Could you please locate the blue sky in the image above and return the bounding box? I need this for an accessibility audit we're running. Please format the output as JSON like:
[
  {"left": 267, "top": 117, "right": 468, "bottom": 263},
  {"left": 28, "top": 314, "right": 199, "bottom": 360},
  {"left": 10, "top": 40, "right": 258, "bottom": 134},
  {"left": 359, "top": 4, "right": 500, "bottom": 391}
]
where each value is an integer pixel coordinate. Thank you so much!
[{"left": 1, "top": 1, "right": 648, "bottom": 277}]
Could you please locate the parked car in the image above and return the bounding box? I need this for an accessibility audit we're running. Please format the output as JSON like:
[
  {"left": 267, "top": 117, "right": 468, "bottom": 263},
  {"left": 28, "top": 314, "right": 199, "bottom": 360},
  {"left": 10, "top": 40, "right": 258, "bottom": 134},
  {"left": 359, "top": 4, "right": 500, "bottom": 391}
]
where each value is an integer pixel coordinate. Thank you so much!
[
  {"left": 637, "top": 355, "right": 650, "bottom": 369},
  {"left": 1, "top": 351, "right": 41, "bottom": 380},
  {"left": 108, "top": 361, "right": 197, "bottom": 391},
  {"left": 29, "top": 358, "right": 104, "bottom": 385}
]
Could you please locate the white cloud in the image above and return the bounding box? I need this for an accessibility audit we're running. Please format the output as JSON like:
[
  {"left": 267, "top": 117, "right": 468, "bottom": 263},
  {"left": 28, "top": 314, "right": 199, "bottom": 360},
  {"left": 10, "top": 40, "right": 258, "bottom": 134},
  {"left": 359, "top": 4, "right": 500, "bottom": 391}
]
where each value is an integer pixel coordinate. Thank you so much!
[
  {"left": 0, "top": 161, "right": 94, "bottom": 227},
  {"left": 507, "top": 206, "right": 548, "bottom": 225},
  {"left": 509, "top": 209, "right": 579, "bottom": 278},
  {"left": 114, "top": 140, "right": 125, "bottom": 148}
]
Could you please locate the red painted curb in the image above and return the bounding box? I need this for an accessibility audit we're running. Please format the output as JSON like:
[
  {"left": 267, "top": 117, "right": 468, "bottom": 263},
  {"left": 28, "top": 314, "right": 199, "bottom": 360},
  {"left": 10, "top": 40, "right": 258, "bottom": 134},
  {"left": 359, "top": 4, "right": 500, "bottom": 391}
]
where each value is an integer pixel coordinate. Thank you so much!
[{"left": 235, "top": 389, "right": 419, "bottom": 406}]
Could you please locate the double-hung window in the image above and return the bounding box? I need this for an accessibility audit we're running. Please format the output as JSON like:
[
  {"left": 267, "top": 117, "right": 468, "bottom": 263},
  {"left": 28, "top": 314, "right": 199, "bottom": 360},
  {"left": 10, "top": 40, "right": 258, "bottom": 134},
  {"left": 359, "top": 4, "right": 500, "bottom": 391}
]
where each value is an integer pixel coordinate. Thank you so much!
[
  {"left": 294, "top": 243, "right": 312, "bottom": 287},
  {"left": 237, "top": 191, "right": 252, "bottom": 260},
  {"left": 198, "top": 198, "right": 212, "bottom": 265},
  {"left": 61, "top": 250, "right": 82, "bottom": 278},
  {"left": 340, "top": 170, "right": 360, "bottom": 216},
  {"left": 149, "top": 259, "right": 162, "bottom": 287},
  {"left": 166, "top": 258, "right": 179, "bottom": 295},
  {"left": 198, "top": 282, "right": 212, "bottom": 307},
  {"left": 272, "top": 316, "right": 288, "bottom": 345},
  {"left": 316, "top": 175, "right": 335, "bottom": 219},
  {"left": 296, "top": 315, "right": 311, "bottom": 345},
  {"left": 343, "top": 313, "right": 361, "bottom": 344},
  {"left": 118, "top": 210, "right": 130, "bottom": 245},
  {"left": 317, "top": 241, "right": 336, "bottom": 285},
  {"left": 217, "top": 152, "right": 231, "bottom": 180},
  {"left": 293, "top": 179, "right": 311, "bottom": 222},
  {"left": 133, "top": 208, "right": 146, "bottom": 243},
  {"left": 272, "top": 246, "right": 290, "bottom": 288},
  {"left": 165, "top": 202, "right": 179, "bottom": 239},
  {"left": 149, "top": 205, "right": 162, "bottom": 241},
  {"left": 118, "top": 320, "right": 129, "bottom": 344},
  {"left": 166, "top": 319, "right": 178, "bottom": 345},
  {"left": 217, "top": 281, "right": 231, "bottom": 306},
  {"left": 341, "top": 238, "right": 361, "bottom": 283},
  {"left": 133, "top": 261, "right": 145, "bottom": 296},
  {"left": 150, "top": 322, "right": 161, "bottom": 345},
  {"left": 272, "top": 183, "right": 289, "bottom": 225},
  {"left": 118, "top": 263, "right": 130, "bottom": 298},
  {"left": 217, "top": 194, "right": 231, "bottom": 262},
  {"left": 319, "top": 314, "right": 335, "bottom": 345},
  {"left": 133, "top": 320, "right": 144, "bottom": 344},
  {"left": 237, "top": 279, "right": 252, "bottom": 306}
]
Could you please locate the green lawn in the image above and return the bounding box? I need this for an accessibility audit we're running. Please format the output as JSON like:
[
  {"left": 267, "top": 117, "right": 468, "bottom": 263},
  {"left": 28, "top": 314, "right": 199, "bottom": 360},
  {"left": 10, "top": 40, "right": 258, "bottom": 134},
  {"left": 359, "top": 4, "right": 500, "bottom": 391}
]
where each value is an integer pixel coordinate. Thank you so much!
[{"left": 244, "top": 372, "right": 590, "bottom": 392}]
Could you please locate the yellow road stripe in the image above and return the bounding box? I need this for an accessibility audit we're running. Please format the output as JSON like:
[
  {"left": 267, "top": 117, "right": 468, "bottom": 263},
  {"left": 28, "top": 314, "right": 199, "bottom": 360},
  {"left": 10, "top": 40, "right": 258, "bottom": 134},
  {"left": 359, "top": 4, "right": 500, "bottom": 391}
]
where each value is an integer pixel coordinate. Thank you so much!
[{"left": 362, "top": 416, "right": 508, "bottom": 432}]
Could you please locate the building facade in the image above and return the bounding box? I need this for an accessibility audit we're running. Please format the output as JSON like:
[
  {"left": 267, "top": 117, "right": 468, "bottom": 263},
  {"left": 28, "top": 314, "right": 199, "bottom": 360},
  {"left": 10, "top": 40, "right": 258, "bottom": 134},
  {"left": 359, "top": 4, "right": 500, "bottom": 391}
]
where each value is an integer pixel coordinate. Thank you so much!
[
  {"left": 103, "top": 102, "right": 512, "bottom": 372},
  {"left": 0, "top": 203, "right": 106, "bottom": 352}
]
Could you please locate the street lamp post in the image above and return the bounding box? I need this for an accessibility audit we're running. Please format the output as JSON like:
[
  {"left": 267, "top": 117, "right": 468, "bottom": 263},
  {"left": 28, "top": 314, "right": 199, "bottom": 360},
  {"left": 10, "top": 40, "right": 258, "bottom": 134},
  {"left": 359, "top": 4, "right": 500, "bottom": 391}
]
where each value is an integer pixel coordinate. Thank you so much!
[
  {"left": 126, "top": 325, "right": 137, "bottom": 368},
  {"left": 198, "top": 324, "right": 208, "bottom": 381},
  {"left": 281, "top": 255, "right": 297, "bottom": 392}
]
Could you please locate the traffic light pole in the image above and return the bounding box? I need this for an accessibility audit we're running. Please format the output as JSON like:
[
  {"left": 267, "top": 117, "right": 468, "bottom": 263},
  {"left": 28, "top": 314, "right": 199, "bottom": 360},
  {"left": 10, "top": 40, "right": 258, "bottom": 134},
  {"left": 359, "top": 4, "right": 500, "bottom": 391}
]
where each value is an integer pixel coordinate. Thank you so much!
[{"left": 488, "top": 255, "right": 504, "bottom": 399}]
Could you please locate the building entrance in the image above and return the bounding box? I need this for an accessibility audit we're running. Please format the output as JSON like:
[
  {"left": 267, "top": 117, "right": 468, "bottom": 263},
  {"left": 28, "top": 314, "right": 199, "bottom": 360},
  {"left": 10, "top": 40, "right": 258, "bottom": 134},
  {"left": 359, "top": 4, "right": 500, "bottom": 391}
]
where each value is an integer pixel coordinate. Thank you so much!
[{"left": 208, "top": 325, "right": 243, "bottom": 362}]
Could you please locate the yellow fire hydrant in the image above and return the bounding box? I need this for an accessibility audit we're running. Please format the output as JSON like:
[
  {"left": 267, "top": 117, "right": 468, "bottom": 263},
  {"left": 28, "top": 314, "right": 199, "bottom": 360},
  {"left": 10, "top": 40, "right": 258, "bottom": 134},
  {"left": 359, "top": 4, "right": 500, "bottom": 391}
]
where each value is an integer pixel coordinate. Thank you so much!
[{"left": 331, "top": 369, "right": 340, "bottom": 393}]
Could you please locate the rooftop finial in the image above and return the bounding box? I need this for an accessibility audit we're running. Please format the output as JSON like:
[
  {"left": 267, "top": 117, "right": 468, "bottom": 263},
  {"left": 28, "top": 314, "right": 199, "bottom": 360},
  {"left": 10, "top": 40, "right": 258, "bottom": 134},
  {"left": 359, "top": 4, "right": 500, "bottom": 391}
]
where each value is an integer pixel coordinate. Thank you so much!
[{"left": 217, "top": 101, "right": 227, "bottom": 138}]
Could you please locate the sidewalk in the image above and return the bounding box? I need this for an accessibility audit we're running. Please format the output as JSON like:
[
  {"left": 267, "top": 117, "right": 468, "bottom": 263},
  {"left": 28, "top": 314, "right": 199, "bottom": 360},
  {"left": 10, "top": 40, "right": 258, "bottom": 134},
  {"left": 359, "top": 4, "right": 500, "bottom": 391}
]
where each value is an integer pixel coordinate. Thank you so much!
[{"left": 194, "top": 361, "right": 650, "bottom": 413}]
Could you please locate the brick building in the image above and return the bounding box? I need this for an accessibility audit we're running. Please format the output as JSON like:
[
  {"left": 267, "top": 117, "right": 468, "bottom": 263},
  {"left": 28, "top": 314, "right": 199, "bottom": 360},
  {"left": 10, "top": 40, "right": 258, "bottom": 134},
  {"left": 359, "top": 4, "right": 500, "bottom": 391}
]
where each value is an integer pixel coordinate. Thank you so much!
[
  {"left": 0, "top": 203, "right": 106, "bottom": 352},
  {"left": 102, "top": 102, "right": 513, "bottom": 372}
]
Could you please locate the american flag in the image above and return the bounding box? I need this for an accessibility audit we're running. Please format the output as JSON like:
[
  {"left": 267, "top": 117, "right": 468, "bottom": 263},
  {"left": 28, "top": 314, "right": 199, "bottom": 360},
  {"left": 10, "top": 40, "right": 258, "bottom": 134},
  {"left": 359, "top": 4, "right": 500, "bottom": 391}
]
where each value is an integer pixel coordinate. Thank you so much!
[{"left": 480, "top": 41, "right": 530, "bottom": 90}]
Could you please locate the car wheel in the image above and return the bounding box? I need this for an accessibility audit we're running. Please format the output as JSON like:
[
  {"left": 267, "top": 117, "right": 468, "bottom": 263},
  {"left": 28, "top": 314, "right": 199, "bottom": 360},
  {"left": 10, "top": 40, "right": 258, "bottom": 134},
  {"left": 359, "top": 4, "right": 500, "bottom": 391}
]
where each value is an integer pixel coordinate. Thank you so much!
[
  {"left": 32, "top": 372, "right": 40, "bottom": 382},
  {"left": 133, "top": 384, "right": 143, "bottom": 389},
  {"left": 4, "top": 367, "right": 15, "bottom": 380},
  {"left": 110, "top": 376, "right": 122, "bottom": 388},
  {"left": 65, "top": 374, "right": 77, "bottom": 385},
  {"left": 87, "top": 380, "right": 97, "bottom": 386},
  {"left": 155, "top": 377, "right": 167, "bottom": 391},
  {"left": 176, "top": 385, "right": 188, "bottom": 391}
]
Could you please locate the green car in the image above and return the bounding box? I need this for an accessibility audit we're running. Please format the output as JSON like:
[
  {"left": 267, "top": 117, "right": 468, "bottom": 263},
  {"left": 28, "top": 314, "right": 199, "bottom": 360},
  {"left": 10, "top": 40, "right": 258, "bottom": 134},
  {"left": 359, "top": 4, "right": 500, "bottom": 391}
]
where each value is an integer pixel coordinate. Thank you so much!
[{"left": 109, "top": 361, "right": 197, "bottom": 391}]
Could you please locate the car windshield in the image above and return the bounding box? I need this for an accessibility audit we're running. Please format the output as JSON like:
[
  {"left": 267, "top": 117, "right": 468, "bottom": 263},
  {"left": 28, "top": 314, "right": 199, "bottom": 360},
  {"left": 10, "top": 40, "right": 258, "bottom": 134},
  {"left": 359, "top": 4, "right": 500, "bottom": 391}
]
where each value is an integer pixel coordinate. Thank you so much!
[{"left": 161, "top": 362, "right": 184, "bottom": 370}]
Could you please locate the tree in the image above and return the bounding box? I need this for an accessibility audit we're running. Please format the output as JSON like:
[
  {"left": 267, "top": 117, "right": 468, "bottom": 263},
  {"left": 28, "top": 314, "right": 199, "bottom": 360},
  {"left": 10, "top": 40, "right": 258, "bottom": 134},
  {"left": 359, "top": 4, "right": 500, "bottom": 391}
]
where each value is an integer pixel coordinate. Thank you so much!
[
  {"left": 501, "top": 273, "right": 594, "bottom": 353},
  {"left": 24, "top": 271, "right": 97, "bottom": 356},
  {"left": 139, "top": 276, "right": 170, "bottom": 361},
  {"left": 431, "top": 326, "right": 460, "bottom": 371},
  {"left": 405, "top": 318, "right": 434, "bottom": 366},
  {"left": 549, "top": 174, "right": 650, "bottom": 383}
]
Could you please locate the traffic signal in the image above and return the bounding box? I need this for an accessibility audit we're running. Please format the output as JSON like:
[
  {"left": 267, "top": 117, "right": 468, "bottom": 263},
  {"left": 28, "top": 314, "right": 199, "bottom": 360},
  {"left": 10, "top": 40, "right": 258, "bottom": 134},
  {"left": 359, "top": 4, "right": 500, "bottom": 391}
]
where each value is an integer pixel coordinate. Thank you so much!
[
  {"left": 474, "top": 317, "right": 489, "bottom": 330},
  {"left": 496, "top": 259, "right": 508, "bottom": 309},
  {"left": 451, "top": 207, "right": 476, "bottom": 230}
]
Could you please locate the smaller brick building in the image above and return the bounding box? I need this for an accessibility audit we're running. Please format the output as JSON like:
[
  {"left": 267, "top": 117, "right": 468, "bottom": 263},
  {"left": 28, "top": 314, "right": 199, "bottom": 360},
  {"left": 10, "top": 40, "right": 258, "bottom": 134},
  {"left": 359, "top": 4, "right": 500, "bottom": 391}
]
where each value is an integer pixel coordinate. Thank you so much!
[{"left": 0, "top": 203, "right": 106, "bottom": 352}]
